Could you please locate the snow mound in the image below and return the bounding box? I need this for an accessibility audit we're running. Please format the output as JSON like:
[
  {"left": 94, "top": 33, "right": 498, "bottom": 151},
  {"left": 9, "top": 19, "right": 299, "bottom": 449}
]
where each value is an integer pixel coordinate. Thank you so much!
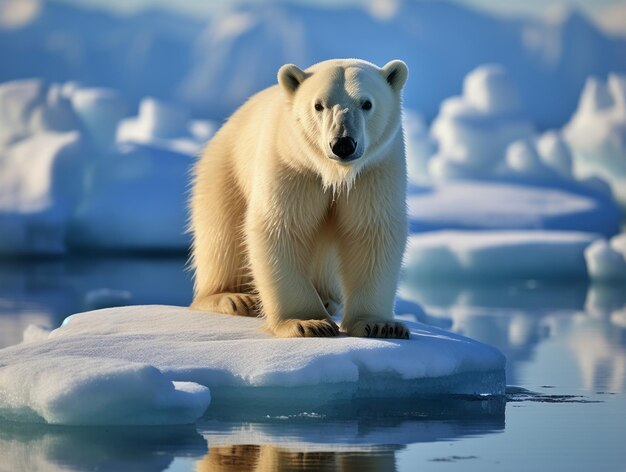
[
  {"left": 428, "top": 65, "right": 535, "bottom": 180},
  {"left": 68, "top": 143, "right": 193, "bottom": 251},
  {"left": 564, "top": 74, "right": 626, "bottom": 207},
  {"left": 501, "top": 139, "right": 557, "bottom": 180},
  {"left": 70, "top": 87, "right": 128, "bottom": 150},
  {"left": 0, "top": 305, "right": 506, "bottom": 425},
  {"left": 585, "top": 235, "right": 626, "bottom": 281},
  {"left": 403, "top": 230, "right": 598, "bottom": 280},
  {"left": 0, "top": 130, "right": 86, "bottom": 255},
  {"left": 0, "top": 357, "right": 209, "bottom": 426},
  {"left": 537, "top": 131, "right": 573, "bottom": 178},
  {"left": 117, "top": 97, "right": 214, "bottom": 155},
  {"left": 0, "top": 79, "right": 209, "bottom": 254},
  {"left": 0, "top": 79, "right": 46, "bottom": 147},
  {"left": 408, "top": 181, "right": 621, "bottom": 237}
]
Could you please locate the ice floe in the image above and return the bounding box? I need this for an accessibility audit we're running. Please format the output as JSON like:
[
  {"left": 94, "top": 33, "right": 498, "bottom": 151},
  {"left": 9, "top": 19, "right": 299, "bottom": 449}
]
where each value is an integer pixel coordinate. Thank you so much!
[
  {"left": 403, "top": 230, "right": 597, "bottom": 280},
  {"left": 408, "top": 181, "right": 621, "bottom": 237},
  {"left": 0, "top": 305, "right": 506, "bottom": 425}
]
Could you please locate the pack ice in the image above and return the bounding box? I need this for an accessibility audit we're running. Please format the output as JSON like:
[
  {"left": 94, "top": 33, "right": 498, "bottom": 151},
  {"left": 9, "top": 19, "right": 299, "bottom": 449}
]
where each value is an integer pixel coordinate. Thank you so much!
[{"left": 0, "top": 305, "right": 505, "bottom": 426}]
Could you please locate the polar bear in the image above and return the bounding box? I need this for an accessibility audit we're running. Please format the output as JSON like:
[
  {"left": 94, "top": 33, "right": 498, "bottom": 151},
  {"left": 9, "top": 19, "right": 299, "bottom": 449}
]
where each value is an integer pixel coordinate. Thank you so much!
[{"left": 190, "top": 58, "right": 409, "bottom": 339}]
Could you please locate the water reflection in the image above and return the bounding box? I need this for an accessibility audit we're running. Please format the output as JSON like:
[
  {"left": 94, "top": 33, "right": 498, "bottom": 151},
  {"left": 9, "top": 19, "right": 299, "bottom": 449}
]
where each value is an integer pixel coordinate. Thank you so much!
[
  {"left": 0, "top": 423, "right": 207, "bottom": 471},
  {"left": 399, "top": 278, "right": 626, "bottom": 392},
  {"left": 0, "top": 256, "right": 193, "bottom": 348},
  {"left": 0, "top": 396, "right": 504, "bottom": 472},
  {"left": 196, "top": 445, "right": 397, "bottom": 472}
]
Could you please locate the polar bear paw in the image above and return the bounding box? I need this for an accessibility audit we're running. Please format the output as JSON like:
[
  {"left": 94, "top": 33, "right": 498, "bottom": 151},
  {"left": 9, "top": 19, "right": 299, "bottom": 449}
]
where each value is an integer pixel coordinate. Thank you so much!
[
  {"left": 344, "top": 320, "right": 410, "bottom": 339},
  {"left": 271, "top": 318, "right": 340, "bottom": 338},
  {"left": 191, "top": 293, "right": 259, "bottom": 317}
]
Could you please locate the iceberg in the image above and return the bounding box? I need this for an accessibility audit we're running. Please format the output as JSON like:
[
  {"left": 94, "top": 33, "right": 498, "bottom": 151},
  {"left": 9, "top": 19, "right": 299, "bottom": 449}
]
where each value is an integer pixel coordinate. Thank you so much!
[
  {"left": 403, "top": 230, "right": 598, "bottom": 280},
  {"left": 427, "top": 65, "right": 535, "bottom": 181},
  {"left": 408, "top": 181, "right": 621, "bottom": 237},
  {"left": 0, "top": 305, "right": 506, "bottom": 426},
  {"left": 584, "top": 235, "right": 626, "bottom": 281},
  {"left": 116, "top": 97, "right": 214, "bottom": 155},
  {"left": 564, "top": 74, "right": 626, "bottom": 208}
]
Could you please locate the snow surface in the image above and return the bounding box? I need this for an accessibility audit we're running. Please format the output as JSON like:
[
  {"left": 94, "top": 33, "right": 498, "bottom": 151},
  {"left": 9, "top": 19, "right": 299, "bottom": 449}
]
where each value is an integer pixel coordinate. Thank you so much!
[
  {"left": 0, "top": 305, "right": 506, "bottom": 426},
  {"left": 564, "top": 74, "right": 626, "bottom": 208},
  {"left": 408, "top": 181, "right": 621, "bottom": 237},
  {"left": 403, "top": 230, "right": 598, "bottom": 280}
]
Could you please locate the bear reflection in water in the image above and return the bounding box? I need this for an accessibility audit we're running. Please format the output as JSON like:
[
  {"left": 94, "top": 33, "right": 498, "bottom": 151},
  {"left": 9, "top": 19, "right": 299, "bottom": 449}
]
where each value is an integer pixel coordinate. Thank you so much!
[{"left": 197, "top": 444, "right": 397, "bottom": 472}]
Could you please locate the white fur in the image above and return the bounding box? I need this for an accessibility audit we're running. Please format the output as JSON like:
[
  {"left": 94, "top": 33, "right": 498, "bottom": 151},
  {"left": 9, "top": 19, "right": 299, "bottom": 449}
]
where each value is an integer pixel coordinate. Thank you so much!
[{"left": 190, "top": 59, "right": 409, "bottom": 338}]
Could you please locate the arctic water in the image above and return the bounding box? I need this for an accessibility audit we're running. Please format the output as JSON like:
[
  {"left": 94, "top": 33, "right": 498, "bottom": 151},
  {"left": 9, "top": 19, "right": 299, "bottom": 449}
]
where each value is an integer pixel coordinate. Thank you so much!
[{"left": 0, "top": 256, "right": 624, "bottom": 471}]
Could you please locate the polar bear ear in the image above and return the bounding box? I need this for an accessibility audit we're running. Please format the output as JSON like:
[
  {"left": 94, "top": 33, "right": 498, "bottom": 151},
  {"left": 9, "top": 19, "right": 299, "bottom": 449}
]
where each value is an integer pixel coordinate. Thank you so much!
[
  {"left": 382, "top": 60, "right": 409, "bottom": 92},
  {"left": 277, "top": 64, "right": 307, "bottom": 95}
]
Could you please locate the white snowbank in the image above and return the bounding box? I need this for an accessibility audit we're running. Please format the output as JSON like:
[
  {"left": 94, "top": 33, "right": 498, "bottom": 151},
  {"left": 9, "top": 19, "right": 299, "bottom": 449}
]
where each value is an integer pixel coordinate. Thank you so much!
[
  {"left": 68, "top": 143, "right": 193, "bottom": 251},
  {"left": 0, "top": 357, "right": 209, "bottom": 425},
  {"left": 71, "top": 87, "right": 128, "bottom": 150},
  {"left": 117, "top": 97, "right": 214, "bottom": 155},
  {"left": 428, "top": 65, "right": 535, "bottom": 180},
  {"left": 0, "top": 80, "right": 212, "bottom": 254},
  {"left": 408, "top": 181, "right": 621, "bottom": 237},
  {"left": 564, "top": 74, "right": 626, "bottom": 207},
  {"left": 500, "top": 139, "right": 558, "bottom": 180},
  {"left": 0, "top": 305, "right": 505, "bottom": 425},
  {"left": 0, "top": 130, "right": 86, "bottom": 255},
  {"left": 0, "top": 79, "right": 45, "bottom": 147},
  {"left": 403, "top": 230, "right": 598, "bottom": 280},
  {"left": 537, "top": 130, "right": 573, "bottom": 178},
  {"left": 585, "top": 234, "right": 626, "bottom": 281}
]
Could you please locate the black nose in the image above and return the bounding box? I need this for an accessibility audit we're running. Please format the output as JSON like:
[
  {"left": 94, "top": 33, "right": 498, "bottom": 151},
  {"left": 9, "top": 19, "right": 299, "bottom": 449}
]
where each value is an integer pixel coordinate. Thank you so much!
[{"left": 330, "top": 137, "right": 357, "bottom": 159}]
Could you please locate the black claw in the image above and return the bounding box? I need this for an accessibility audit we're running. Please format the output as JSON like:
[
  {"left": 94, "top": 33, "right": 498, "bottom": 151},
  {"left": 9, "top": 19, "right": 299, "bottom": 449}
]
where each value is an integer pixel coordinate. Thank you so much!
[
  {"left": 381, "top": 326, "right": 388, "bottom": 336},
  {"left": 372, "top": 325, "right": 379, "bottom": 337},
  {"left": 229, "top": 298, "right": 237, "bottom": 313},
  {"left": 298, "top": 324, "right": 306, "bottom": 336},
  {"left": 365, "top": 325, "right": 371, "bottom": 336}
]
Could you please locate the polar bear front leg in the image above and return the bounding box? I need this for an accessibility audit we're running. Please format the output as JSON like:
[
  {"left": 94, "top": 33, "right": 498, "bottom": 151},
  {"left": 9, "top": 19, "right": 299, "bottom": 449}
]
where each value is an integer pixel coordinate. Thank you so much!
[
  {"left": 246, "top": 186, "right": 339, "bottom": 338},
  {"left": 336, "top": 224, "right": 409, "bottom": 339},
  {"left": 335, "top": 170, "right": 409, "bottom": 339}
]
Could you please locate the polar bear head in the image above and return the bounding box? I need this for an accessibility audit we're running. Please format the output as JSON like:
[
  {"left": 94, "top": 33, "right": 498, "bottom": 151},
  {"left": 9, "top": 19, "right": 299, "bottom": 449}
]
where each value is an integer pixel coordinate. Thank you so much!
[{"left": 277, "top": 59, "right": 408, "bottom": 189}]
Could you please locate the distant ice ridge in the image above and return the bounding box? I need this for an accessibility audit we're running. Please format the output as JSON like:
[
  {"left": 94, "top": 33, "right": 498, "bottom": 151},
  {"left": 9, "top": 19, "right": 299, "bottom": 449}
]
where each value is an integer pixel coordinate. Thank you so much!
[
  {"left": 404, "top": 65, "right": 626, "bottom": 227},
  {"left": 0, "top": 80, "right": 214, "bottom": 255},
  {"left": 564, "top": 74, "right": 626, "bottom": 208},
  {"left": 403, "top": 230, "right": 597, "bottom": 280},
  {"left": 402, "top": 230, "right": 626, "bottom": 282},
  {"left": 408, "top": 181, "right": 620, "bottom": 237},
  {"left": 0, "top": 305, "right": 506, "bottom": 426}
]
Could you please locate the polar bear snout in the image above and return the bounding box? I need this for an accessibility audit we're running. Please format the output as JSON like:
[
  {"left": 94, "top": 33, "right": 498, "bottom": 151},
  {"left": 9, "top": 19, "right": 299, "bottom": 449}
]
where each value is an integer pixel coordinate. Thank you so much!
[{"left": 330, "top": 136, "right": 358, "bottom": 161}]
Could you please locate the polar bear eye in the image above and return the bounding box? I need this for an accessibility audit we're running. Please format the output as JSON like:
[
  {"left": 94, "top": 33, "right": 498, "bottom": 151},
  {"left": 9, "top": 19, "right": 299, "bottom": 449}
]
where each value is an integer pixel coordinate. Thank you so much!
[
  {"left": 362, "top": 100, "right": 372, "bottom": 111},
  {"left": 314, "top": 103, "right": 324, "bottom": 112}
]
